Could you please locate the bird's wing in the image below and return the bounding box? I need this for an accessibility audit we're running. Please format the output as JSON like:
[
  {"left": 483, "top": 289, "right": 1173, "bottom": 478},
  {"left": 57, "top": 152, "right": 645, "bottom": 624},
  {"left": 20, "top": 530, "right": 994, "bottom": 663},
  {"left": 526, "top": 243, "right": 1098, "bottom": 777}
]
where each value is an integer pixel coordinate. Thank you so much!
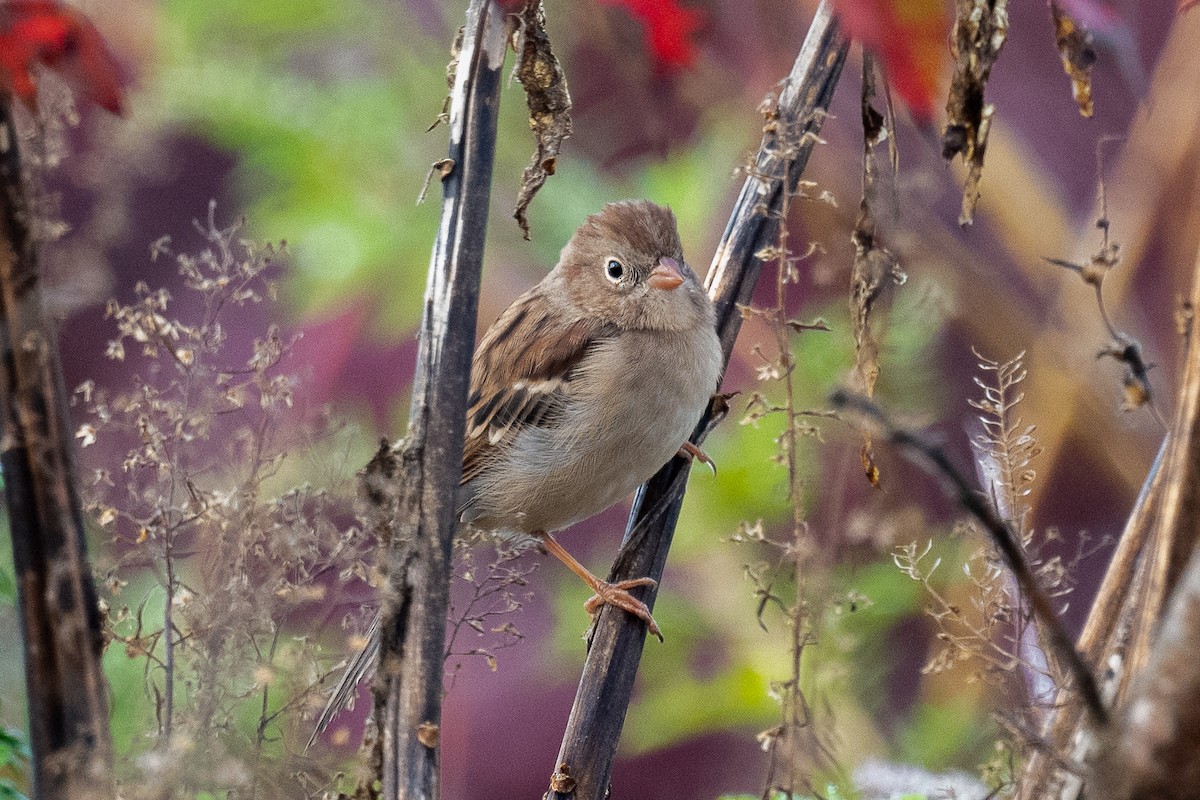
[
  {"left": 306, "top": 611, "right": 379, "bottom": 750},
  {"left": 461, "top": 290, "right": 617, "bottom": 484}
]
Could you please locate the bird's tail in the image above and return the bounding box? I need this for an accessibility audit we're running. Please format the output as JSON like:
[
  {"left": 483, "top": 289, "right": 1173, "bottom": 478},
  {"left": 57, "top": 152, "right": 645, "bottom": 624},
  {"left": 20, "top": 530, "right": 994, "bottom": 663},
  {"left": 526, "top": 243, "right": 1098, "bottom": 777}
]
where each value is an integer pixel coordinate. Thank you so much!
[{"left": 306, "top": 611, "right": 380, "bottom": 751}]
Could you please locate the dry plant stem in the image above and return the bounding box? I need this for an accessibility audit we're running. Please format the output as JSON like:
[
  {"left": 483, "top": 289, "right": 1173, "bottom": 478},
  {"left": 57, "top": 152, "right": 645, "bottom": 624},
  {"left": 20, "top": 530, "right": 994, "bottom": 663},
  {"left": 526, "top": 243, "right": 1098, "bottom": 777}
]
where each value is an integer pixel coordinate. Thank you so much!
[
  {"left": 160, "top": 320, "right": 201, "bottom": 744},
  {"left": 1098, "top": 528, "right": 1200, "bottom": 798},
  {"left": 1047, "top": 137, "right": 1166, "bottom": 431},
  {"left": 829, "top": 390, "right": 1109, "bottom": 728},
  {"left": 369, "top": 2, "right": 505, "bottom": 798},
  {"left": 1088, "top": 242, "right": 1200, "bottom": 799},
  {"left": 0, "top": 100, "right": 115, "bottom": 798},
  {"left": 1019, "top": 137, "right": 1177, "bottom": 799},
  {"left": 1123, "top": 318, "right": 1200, "bottom": 682},
  {"left": 763, "top": 156, "right": 821, "bottom": 800},
  {"left": 1016, "top": 438, "right": 1166, "bottom": 800},
  {"left": 544, "top": 6, "right": 848, "bottom": 798}
]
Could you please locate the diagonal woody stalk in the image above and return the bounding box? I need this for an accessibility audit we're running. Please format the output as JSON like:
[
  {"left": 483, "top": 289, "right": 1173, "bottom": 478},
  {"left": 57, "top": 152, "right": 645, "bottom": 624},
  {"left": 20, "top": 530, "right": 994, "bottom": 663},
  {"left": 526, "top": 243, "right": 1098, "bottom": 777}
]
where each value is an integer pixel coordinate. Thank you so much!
[
  {"left": 543, "top": 5, "right": 849, "bottom": 798},
  {"left": 0, "top": 100, "right": 115, "bottom": 799},
  {"left": 363, "top": 1, "right": 505, "bottom": 797}
]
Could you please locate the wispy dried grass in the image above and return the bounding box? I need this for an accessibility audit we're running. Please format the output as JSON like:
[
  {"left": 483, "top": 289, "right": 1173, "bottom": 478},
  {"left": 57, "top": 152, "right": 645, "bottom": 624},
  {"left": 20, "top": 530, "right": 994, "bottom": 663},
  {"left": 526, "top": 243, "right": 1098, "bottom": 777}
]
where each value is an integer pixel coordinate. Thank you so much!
[
  {"left": 74, "top": 206, "right": 535, "bottom": 798},
  {"left": 894, "top": 350, "right": 1108, "bottom": 796},
  {"left": 733, "top": 104, "right": 842, "bottom": 797},
  {"left": 81, "top": 206, "right": 372, "bottom": 798}
]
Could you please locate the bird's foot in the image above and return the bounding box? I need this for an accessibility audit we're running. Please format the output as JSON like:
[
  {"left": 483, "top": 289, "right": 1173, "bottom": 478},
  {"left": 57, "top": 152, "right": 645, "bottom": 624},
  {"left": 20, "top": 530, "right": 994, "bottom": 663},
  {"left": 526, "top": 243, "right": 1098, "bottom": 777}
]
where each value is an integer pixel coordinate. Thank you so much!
[
  {"left": 583, "top": 577, "right": 663, "bottom": 642},
  {"left": 677, "top": 441, "right": 716, "bottom": 474}
]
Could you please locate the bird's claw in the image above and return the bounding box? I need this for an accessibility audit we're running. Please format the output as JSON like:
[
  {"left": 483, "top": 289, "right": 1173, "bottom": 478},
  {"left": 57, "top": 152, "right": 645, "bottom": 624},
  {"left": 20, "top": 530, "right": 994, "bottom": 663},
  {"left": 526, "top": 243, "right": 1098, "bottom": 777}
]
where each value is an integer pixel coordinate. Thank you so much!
[
  {"left": 584, "top": 577, "right": 663, "bottom": 642},
  {"left": 678, "top": 441, "right": 716, "bottom": 475}
]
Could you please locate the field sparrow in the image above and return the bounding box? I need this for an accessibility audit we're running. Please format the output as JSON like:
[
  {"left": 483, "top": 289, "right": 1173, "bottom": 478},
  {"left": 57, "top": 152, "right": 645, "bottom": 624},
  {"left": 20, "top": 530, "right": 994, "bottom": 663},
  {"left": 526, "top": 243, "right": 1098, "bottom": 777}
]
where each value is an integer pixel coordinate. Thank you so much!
[{"left": 313, "top": 200, "right": 721, "bottom": 739}]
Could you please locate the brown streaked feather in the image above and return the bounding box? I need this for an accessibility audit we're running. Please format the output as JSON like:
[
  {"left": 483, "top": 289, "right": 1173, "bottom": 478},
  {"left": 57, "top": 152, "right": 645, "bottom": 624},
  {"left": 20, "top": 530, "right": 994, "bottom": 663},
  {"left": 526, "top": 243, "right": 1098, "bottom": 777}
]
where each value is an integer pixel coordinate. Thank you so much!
[{"left": 461, "top": 290, "right": 617, "bottom": 484}]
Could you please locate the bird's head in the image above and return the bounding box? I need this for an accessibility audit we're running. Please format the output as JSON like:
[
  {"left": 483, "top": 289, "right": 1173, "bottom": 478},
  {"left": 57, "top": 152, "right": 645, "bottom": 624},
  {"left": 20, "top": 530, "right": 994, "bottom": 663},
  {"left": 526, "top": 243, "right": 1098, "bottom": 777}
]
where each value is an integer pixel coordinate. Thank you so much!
[{"left": 559, "top": 200, "right": 712, "bottom": 333}]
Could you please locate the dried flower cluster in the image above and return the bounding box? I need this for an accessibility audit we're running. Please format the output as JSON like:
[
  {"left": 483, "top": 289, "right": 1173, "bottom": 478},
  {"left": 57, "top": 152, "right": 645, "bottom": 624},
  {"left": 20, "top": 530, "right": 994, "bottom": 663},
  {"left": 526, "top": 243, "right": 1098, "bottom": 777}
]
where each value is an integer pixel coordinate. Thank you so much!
[
  {"left": 73, "top": 206, "right": 534, "bottom": 797},
  {"left": 444, "top": 533, "right": 534, "bottom": 685},
  {"left": 80, "top": 206, "right": 372, "bottom": 798},
  {"left": 894, "top": 351, "right": 1106, "bottom": 795}
]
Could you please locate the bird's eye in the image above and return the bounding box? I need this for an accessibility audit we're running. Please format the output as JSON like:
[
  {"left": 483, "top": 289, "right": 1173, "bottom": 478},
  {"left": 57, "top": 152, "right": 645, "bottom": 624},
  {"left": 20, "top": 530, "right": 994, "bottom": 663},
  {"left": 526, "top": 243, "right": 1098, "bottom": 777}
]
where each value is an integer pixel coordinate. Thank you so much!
[{"left": 604, "top": 259, "right": 624, "bottom": 282}]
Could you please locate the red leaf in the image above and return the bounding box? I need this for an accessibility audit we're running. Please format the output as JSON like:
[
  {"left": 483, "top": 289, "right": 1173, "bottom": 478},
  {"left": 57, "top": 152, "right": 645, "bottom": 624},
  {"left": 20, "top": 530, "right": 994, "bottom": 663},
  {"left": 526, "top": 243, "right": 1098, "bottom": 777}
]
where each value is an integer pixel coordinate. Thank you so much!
[
  {"left": 0, "top": 0, "right": 124, "bottom": 114},
  {"left": 832, "top": 0, "right": 950, "bottom": 123},
  {"left": 598, "top": 0, "right": 706, "bottom": 70}
]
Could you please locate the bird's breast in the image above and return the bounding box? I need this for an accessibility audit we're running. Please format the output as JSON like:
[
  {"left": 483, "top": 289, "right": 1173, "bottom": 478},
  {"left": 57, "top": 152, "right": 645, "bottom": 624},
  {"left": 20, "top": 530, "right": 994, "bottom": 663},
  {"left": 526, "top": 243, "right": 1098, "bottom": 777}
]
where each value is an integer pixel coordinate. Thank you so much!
[{"left": 479, "top": 324, "right": 722, "bottom": 534}]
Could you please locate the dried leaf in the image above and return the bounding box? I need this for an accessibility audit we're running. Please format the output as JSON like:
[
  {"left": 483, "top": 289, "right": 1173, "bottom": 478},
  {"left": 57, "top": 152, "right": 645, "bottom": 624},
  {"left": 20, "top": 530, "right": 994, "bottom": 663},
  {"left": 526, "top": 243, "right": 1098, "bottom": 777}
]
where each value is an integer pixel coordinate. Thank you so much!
[
  {"left": 548, "top": 763, "right": 577, "bottom": 794},
  {"left": 850, "top": 56, "right": 904, "bottom": 487},
  {"left": 512, "top": 1, "right": 572, "bottom": 240},
  {"left": 860, "top": 439, "right": 880, "bottom": 487},
  {"left": 943, "top": 0, "right": 1009, "bottom": 225},
  {"left": 1050, "top": 1, "right": 1096, "bottom": 117},
  {"left": 75, "top": 423, "right": 97, "bottom": 447},
  {"left": 416, "top": 721, "right": 440, "bottom": 749},
  {"left": 417, "top": 158, "right": 456, "bottom": 205}
]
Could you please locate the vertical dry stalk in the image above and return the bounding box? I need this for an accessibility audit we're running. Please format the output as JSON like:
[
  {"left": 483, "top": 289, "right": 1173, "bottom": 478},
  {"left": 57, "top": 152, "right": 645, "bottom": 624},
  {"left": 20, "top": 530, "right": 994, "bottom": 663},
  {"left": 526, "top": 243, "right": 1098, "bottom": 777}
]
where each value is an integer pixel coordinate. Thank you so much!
[
  {"left": 1082, "top": 238, "right": 1200, "bottom": 800},
  {"left": 1019, "top": 227, "right": 1200, "bottom": 800},
  {"left": 366, "top": 1, "right": 506, "bottom": 798},
  {"left": 0, "top": 101, "right": 114, "bottom": 797},
  {"left": 543, "top": 5, "right": 848, "bottom": 798},
  {"left": 1097, "top": 525, "right": 1200, "bottom": 799},
  {"left": 1015, "top": 440, "right": 1165, "bottom": 800}
]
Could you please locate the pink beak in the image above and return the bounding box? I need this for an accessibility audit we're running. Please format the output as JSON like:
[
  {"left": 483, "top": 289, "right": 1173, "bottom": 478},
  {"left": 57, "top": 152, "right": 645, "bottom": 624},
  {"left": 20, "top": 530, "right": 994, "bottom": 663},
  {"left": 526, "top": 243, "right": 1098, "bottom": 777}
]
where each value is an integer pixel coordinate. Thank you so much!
[{"left": 648, "top": 257, "right": 685, "bottom": 291}]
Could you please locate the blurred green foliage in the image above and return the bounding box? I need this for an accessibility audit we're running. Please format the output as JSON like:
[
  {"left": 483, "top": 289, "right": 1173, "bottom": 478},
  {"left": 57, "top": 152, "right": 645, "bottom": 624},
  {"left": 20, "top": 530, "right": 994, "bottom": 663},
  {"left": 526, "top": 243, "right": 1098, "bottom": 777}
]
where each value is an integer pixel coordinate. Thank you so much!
[
  {"left": 0, "top": 723, "right": 29, "bottom": 800},
  {"left": 0, "top": 567, "right": 12, "bottom": 607},
  {"left": 156, "top": 0, "right": 445, "bottom": 331}
]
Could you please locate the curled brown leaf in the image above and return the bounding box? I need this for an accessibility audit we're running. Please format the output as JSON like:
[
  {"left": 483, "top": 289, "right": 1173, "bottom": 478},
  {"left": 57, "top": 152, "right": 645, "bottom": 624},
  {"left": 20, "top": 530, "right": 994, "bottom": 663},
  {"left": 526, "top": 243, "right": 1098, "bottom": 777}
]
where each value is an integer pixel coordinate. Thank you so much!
[
  {"left": 943, "top": 0, "right": 1009, "bottom": 225},
  {"left": 852, "top": 56, "right": 903, "bottom": 485},
  {"left": 512, "top": 1, "right": 572, "bottom": 240},
  {"left": 1050, "top": 1, "right": 1097, "bottom": 117}
]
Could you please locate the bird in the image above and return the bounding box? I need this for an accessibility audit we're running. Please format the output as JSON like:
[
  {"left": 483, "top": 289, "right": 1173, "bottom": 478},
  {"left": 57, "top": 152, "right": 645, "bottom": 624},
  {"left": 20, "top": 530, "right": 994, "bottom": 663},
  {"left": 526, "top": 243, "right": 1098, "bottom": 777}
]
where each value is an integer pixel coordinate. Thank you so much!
[{"left": 310, "top": 200, "right": 722, "bottom": 743}]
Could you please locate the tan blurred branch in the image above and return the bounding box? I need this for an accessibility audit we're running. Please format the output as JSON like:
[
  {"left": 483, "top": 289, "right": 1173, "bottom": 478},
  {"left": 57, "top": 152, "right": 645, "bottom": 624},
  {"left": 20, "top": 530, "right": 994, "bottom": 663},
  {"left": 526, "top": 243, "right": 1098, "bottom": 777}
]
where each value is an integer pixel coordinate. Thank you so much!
[{"left": 1020, "top": 214, "right": 1200, "bottom": 800}]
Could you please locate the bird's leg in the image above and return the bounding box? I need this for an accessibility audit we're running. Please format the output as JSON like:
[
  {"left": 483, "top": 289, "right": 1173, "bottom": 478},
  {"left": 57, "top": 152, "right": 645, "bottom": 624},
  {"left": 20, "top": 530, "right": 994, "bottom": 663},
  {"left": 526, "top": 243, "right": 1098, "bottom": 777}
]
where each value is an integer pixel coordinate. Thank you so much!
[
  {"left": 677, "top": 441, "right": 716, "bottom": 474},
  {"left": 539, "top": 534, "right": 663, "bottom": 642}
]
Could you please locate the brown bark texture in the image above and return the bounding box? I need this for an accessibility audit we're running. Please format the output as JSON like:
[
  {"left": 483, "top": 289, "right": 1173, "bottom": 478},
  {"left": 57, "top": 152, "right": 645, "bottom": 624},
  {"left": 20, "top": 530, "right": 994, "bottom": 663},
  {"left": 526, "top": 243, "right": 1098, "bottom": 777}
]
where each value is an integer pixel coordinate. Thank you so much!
[{"left": 365, "top": 1, "right": 505, "bottom": 798}]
